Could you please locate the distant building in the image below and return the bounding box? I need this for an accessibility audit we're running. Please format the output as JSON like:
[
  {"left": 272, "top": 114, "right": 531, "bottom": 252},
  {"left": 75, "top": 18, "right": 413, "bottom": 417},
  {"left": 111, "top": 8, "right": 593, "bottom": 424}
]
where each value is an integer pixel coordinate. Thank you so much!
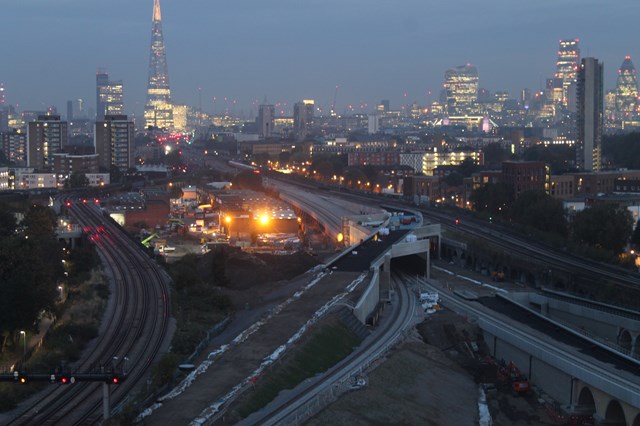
[
  {"left": 144, "top": 0, "right": 174, "bottom": 130},
  {"left": 444, "top": 64, "right": 479, "bottom": 115},
  {"left": 27, "top": 115, "right": 68, "bottom": 170},
  {"left": 52, "top": 153, "right": 99, "bottom": 178},
  {"left": 1, "top": 130, "right": 27, "bottom": 166},
  {"left": 501, "top": 161, "right": 549, "bottom": 198},
  {"left": 367, "top": 114, "right": 380, "bottom": 134},
  {"left": 399, "top": 150, "right": 483, "bottom": 176},
  {"left": 14, "top": 169, "right": 57, "bottom": 189},
  {"left": 615, "top": 56, "right": 639, "bottom": 119},
  {"left": 95, "top": 115, "right": 134, "bottom": 172},
  {"left": 293, "top": 100, "right": 314, "bottom": 140},
  {"left": 96, "top": 69, "right": 124, "bottom": 120},
  {"left": 257, "top": 104, "right": 275, "bottom": 139},
  {"left": 576, "top": 57, "right": 603, "bottom": 172},
  {"left": 555, "top": 38, "right": 580, "bottom": 107}
]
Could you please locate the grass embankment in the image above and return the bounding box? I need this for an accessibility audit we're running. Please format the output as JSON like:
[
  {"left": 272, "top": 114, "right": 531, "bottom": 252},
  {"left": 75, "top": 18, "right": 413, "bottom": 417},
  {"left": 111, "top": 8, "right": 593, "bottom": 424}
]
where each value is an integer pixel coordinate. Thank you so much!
[
  {"left": 0, "top": 270, "right": 108, "bottom": 412},
  {"left": 233, "top": 319, "right": 362, "bottom": 420}
]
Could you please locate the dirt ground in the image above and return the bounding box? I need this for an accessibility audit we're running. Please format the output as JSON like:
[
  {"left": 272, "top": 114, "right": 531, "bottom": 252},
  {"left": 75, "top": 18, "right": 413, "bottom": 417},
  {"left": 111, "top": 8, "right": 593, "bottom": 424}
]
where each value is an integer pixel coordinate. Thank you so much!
[{"left": 308, "top": 262, "right": 556, "bottom": 426}]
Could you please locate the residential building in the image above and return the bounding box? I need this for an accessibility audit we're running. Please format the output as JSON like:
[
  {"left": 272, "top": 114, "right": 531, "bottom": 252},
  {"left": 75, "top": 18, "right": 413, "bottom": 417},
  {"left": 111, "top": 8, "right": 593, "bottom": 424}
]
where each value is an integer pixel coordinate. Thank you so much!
[
  {"left": 576, "top": 57, "right": 604, "bottom": 172},
  {"left": 27, "top": 115, "right": 68, "bottom": 170},
  {"left": 95, "top": 115, "right": 134, "bottom": 172}
]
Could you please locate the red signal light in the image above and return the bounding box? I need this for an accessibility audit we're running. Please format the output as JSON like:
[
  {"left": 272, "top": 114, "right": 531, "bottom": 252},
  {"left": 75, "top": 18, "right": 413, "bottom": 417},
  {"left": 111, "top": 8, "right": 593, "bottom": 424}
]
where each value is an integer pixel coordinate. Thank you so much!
[
  {"left": 455, "top": 218, "right": 459, "bottom": 225},
  {"left": 111, "top": 377, "right": 119, "bottom": 384},
  {"left": 61, "top": 377, "right": 68, "bottom": 384},
  {"left": 65, "top": 201, "right": 71, "bottom": 207}
]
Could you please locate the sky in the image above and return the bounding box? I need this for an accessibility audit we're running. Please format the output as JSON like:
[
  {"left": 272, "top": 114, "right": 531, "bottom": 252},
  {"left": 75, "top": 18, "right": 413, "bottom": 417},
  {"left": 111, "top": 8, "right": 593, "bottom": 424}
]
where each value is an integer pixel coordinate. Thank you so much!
[{"left": 2, "top": 0, "right": 640, "bottom": 118}]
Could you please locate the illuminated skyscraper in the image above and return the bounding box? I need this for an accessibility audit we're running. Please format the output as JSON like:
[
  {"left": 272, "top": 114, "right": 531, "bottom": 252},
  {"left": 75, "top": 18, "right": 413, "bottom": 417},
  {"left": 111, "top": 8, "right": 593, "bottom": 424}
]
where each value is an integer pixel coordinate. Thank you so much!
[
  {"left": 576, "top": 58, "right": 603, "bottom": 172},
  {"left": 555, "top": 39, "right": 580, "bottom": 107},
  {"left": 144, "top": 0, "right": 173, "bottom": 130},
  {"left": 615, "top": 56, "right": 639, "bottom": 117},
  {"left": 444, "top": 64, "right": 478, "bottom": 115},
  {"left": 96, "top": 69, "right": 124, "bottom": 120}
]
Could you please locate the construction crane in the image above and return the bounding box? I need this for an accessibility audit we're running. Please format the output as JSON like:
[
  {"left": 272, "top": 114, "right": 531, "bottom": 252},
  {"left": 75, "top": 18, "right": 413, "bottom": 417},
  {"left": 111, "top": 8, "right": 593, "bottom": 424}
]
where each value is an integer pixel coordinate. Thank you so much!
[{"left": 330, "top": 84, "right": 339, "bottom": 117}]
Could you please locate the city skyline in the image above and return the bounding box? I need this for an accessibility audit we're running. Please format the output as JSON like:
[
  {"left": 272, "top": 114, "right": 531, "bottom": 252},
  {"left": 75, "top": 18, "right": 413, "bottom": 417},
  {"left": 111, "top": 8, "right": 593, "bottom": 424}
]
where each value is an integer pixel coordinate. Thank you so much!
[{"left": 2, "top": 0, "right": 640, "bottom": 117}]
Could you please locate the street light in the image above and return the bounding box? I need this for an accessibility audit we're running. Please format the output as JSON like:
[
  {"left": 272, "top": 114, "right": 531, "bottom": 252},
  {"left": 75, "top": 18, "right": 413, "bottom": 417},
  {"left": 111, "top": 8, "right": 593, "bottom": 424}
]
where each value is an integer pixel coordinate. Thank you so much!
[{"left": 19, "top": 331, "right": 26, "bottom": 356}]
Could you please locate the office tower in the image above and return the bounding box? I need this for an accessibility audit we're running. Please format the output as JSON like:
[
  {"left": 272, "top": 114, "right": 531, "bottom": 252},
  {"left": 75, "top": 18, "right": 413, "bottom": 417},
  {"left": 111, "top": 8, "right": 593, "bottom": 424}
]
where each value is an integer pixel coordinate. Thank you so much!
[
  {"left": 376, "top": 99, "right": 390, "bottom": 112},
  {"left": 27, "top": 115, "right": 68, "bottom": 170},
  {"left": 0, "top": 108, "right": 8, "bottom": 132},
  {"left": 367, "top": 114, "right": 379, "bottom": 134},
  {"left": 0, "top": 83, "right": 5, "bottom": 106},
  {"left": 576, "top": 58, "right": 603, "bottom": 172},
  {"left": 546, "top": 78, "right": 564, "bottom": 105},
  {"left": 444, "top": 64, "right": 479, "bottom": 115},
  {"left": 96, "top": 69, "right": 124, "bottom": 120},
  {"left": 144, "top": 0, "right": 173, "bottom": 130},
  {"left": 293, "top": 100, "right": 314, "bottom": 140},
  {"left": 520, "top": 88, "right": 531, "bottom": 105},
  {"left": 95, "top": 115, "right": 134, "bottom": 172},
  {"left": 257, "top": 104, "right": 275, "bottom": 138},
  {"left": 555, "top": 39, "right": 580, "bottom": 107},
  {"left": 67, "top": 100, "right": 74, "bottom": 122},
  {"left": 615, "top": 56, "right": 639, "bottom": 117}
]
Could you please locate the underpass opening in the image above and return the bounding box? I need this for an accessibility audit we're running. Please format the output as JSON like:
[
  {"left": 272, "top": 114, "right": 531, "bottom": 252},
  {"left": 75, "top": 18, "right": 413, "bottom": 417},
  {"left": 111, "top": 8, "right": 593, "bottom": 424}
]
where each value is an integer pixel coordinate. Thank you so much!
[
  {"left": 576, "top": 387, "right": 596, "bottom": 416},
  {"left": 633, "top": 413, "right": 640, "bottom": 426},
  {"left": 391, "top": 254, "right": 427, "bottom": 278},
  {"left": 604, "top": 400, "right": 627, "bottom": 426},
  {"left": 618, "top": 329, "right": 632, "bottom": 351}
]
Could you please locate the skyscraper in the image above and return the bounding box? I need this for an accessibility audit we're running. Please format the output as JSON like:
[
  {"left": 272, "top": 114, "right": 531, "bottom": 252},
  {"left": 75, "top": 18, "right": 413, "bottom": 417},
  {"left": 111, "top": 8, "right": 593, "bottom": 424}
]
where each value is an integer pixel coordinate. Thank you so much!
[
  {"left": 555, "top": 39, "right": 580, "bottom": 107},
  {"left": 257, "top": 104, "right": 275, "bottom": 139},
  {"left": 576, "top": 58, "right": 603, "bottom": 172},
  {"left": 96, "top": 69, "right": 124, "bottom": 120},
  {"left": 615, "top": 56, "right": 639, "bottom": 118},
  {"left": 293, "top": 100, "right": 314, "bottom": 140},
  {"left": 444, "top": 64, "right": 479, "bottom": 115},
  {"left": 144, "top": 0, "right": 174, "bottom": 130}
]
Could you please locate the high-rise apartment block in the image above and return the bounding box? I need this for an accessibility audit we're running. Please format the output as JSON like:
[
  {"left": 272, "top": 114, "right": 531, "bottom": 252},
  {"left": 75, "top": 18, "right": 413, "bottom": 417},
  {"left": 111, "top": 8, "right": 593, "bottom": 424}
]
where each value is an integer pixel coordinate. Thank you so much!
[
  {"left": 95, "top": 115, "right": 134, "bottom": 172},
  {"left": 576, "top": 58, "right": 603, "bottom": 172},
  {"left": 444, "top": 64, "right": 479, "bottom": 115},
  {"left": 293, "top": 100, "right": 314, "bottom": 140},
  {"left": 1, "top": 129, "right": 27, "bottom": 166},
  {"left": 555, "top": 39, "right": 580, "bottom": 107},
  {"left": 144, "top": 0, "right": 174, "bottom": 130},
  {"left": 257, "top": 104, "right": 275, "bottom": 139},
  {"left": 96, "top": 70, "right": 124, "bottom": 120},
  {"left": 27, "top": 115, "right": 68, "bottom": 170}
]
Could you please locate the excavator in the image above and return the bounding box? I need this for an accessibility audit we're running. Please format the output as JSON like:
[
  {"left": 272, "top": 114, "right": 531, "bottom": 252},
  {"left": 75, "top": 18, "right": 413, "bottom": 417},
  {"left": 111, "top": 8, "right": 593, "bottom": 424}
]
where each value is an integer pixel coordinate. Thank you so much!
[{"left": 498, "top": 361, "right": 530, "bottom": 395}]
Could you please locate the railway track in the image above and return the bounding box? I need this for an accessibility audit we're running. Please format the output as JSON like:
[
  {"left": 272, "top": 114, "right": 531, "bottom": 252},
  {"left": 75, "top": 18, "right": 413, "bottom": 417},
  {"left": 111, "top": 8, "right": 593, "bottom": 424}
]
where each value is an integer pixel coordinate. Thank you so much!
[{"left": 8, "top": 202, "right": 171, "bottom": 425}]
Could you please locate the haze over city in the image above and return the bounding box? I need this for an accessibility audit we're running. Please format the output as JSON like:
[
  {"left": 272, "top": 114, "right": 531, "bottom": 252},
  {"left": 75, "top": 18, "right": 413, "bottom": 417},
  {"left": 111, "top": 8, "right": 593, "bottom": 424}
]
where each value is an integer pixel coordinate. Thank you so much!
[{"left": 3, "top": 0, "right": 640, "bottom": 116}]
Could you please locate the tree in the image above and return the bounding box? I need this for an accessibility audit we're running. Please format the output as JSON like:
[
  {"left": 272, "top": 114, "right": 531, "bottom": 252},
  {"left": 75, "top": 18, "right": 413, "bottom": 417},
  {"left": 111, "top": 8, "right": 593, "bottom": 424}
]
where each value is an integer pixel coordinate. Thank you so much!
[
  {"left": 0, "top": 208, "right": 16, "bottom": 239},
  {"left": 231, "top": 170, "right": 263, "bottom": 191},
  {"left": 510, "top": 190, "right": 568, "bottom": 237},
  {"left": 572, "top": 204, "right": 633, "bottom": 253},
  {"left": 66, "top": 172, "right": 89, "bottom": 189},
  {"left": 469, "top": 183, "right": 515, "bottom": 217},
  {"left": 457, "top": 158, "right": 479, "bottom": 177},
  {"left": 443, "top": 172, "right": 464, "bottom": 187},
  {"left": 482, "top": 143, "right": 512, "bottom": 168},
  {"left": 630, "top": 220, "right": 640, "bottom": 249}
]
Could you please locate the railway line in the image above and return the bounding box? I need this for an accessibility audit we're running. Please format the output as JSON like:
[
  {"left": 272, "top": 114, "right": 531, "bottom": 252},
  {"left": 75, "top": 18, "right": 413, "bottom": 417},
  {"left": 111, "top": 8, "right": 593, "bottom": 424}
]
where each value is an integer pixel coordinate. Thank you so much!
[{"left": 8, "top": 202, "right": 171, "bottom": 425}]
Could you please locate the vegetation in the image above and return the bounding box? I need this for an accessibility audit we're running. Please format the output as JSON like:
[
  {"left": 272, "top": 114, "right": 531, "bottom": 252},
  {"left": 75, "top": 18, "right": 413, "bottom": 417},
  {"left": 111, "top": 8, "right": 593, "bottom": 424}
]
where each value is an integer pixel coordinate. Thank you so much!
[
  {"left": 231, "top": 170, "right": 263, "bottom": 191},
  {"left": 0, "top": 205, "right": 63, "bottom": 343},
  {"left": 234, "top": 320, "right": 362, "bottom": 419},
  {"left": 572, "top": 203, "right": 633, "bottom": 253},
  {"left": 166, "top": 253, "right": 232, "bottom": 357},
  {"left": 602, "top": 132, "right": 640, "bottom": 169}
]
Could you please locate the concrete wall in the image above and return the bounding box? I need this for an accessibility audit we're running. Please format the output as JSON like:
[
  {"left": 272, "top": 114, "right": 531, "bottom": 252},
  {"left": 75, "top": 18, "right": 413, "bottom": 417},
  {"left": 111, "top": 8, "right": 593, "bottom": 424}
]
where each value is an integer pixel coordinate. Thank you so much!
[
  {"left": 354, "top": 269, "right": 380, "bottom": 324},
  {"left": 530, "top": 357, "right": 572, "bottom": 406}
]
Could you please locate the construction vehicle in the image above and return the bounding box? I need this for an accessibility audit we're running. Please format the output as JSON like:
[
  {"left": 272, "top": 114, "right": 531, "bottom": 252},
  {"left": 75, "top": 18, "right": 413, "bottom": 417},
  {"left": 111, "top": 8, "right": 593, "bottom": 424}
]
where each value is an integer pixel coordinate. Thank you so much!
[
  {"left": 491, "top": 271, "right": 505, "bottom": 282},
  {"left": 498, "top": 361, "right": 530, "bottom": 395},
  {"left": 141, "top": 233, "right": 159, "bottom": 248}
]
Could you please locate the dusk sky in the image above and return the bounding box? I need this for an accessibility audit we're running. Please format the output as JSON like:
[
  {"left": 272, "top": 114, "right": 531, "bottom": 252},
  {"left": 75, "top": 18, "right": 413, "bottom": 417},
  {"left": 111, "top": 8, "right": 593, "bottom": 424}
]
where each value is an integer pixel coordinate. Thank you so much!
[{"left": 2, "top": 0, "right": 640, "bottom": 118}]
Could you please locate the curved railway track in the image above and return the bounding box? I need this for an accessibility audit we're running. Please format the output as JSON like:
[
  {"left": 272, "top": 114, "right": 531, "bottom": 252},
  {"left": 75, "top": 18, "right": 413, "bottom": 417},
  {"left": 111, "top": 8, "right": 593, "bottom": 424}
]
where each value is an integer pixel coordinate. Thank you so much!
[{"left": 8, "top": 202, "right": 171, "bottom": 425}]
